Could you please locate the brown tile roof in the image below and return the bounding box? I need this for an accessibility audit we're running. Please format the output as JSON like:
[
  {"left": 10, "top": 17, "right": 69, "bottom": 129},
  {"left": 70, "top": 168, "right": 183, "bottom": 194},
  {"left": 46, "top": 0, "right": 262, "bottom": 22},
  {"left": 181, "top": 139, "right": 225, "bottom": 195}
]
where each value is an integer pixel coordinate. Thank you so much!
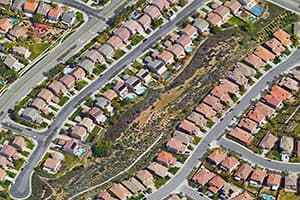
[
  {"left": 274, "top": 29, "right": 291, "bottom": 47},
  {"left": 156, "top": 151, "right": 176, "bottom": 166},
  {"left": 228, "top": 127, "right": 253, "bottom": 146},
  {"left": 144, "top": 5, "right": 162, "bottom": 19},
  {"left": 48, "top": 80, "right": 67, "bottom": 96},
  {"left": 37, "top": 88, "right": 54, "bottom": 103},
  {"left": 137, "top": 14, "right": 152, "bottom": 30},
  {"left": 86, "top": 49, "right": 105, "bottom": 63},
  {"left": 210, "top": 86, "right": 231, "bottom": 103},
  {"left": 254, "top": 102, "right": 275, "bottom": 118},
  {"left": 224, "top": 0, "right": 241, "bottom": 13},
  {"left": 227, "top": 70, "right": 248, "bottom": 86},
  {"left": 265, "top": 38, "right": 286, "bottom": 54},
  {"left": 59, "top": 74, "right": 75, "bottom": 89},
  {"left": 232, "top": 192, "right": 253, "bottom": 200},
  {"left": 167, "top": 195, "right": 181, "bottom": 200},
  {"left": 208, "top": 175, "right": 226, "bottom": 193},
  {"left": 181, "top": 24, "right": 198, "bottom": 38},
  {"left": 103, "top": 89, "right": 118, "bottom": 101},
  {"left": 262, "top": 94, "right": 282, "bottom": 108},
  {"left": 151, "top": 0, "right": 170, "bottom": 11},
  {"left": 270, "top": 85, "right": 292, "bottom": 101},
  {"left": 107, "top": 36, "right": 123, "bottom": 50},
  {"left": 0, "top": 168, "right": 6, "bottom": 181},
  {"left": 166, "top": 138, "right": 187, "bottom": 153},
  {"left": 71, "top": 67, "right": 86, "bottom": 81},
  {"left": 220, "top": 156, "right": 240, "bottom": 172},
  {"left": 192, "top": 167, "right": 215, "bottom": 186},
  {"left": 187, "top": 111, "right": 207, "bottom": 127},
  {"left": 258, "top": 133, "right": 278, "bottom": 150},
  {"left": 279, "top": 77, "right": 299, "bottom": 91},
  {"left": 147, "top": 162, "right": 168, "bottom": 178},
  {"left": 70, "top": 125, "right": 88, "bottom": 141},
  {"left": 202, "top": 94, "right": 224, "bottom": 112},
  {"left": 194, "top": 103, "right": 216, "bottom": 119},
  {"left": 253, "top": 45, "right": 276, "bottom": 62},
  {"left": 214, "top": 5, "right": 230, "bottom": 18},
  {"left": 114, "top": 26, "right": 131, "bottom": 43},
  {"left": 12, "top": 136, "right": 26, "bottom": 150},
  {"left": 167, "top": 43, "right": 186, "bottom": 58},
  {"left": 219, "top": 79, "right": 240, "bottom": 93},
  {"left": 97, "top": 190, "right": 117, "bottom": 200},
  {"left": 238, "top": 117, "right": 258, "bottom": 133},
  {"left": 176, "top": 34, "right": 192, "bottom": 50},
  {"left": 178, "top": 119, "right": 200, "bottom": 135},
  {"left": 207, "top": 149, "right": 227, "bottom": 166},
  {"left": 157, "top": 50, "right": 174, "bottom": 64},
  {"left": 31, "top": 98, "right": 47, "bottom": 111},
  {"left": 0, "top": 144, "right": 17, "bottom": 158},
  {"left": 247, "top": 109, "right": 265, "bottom": 124},
  {"left": 135, "top": 170, "right": 154, "bottom": 187},
  {"left": 244, "top": 53, "right": 266, "bottom": 69},
  {"left": 285, "top": 174, "right": 298, "bottom": 189},
  {"left": 43, "top": 157, "right": 61, "bottom": 170},
  {"left": 122, "top": 177, "right": 145, "bottom": 194},
  {"left": 267, "top": 173, "right": 282, "bottom": 187},
  {"left": 234, "top": 163, "right": 253, "bottom": 181},
  {"left": 109, "top": 183, "right": 132, "bottom": 200},
  {"left": 206, "top": 12, "right": 222, "bottom": 26},
  {"left": 249, "top": 168, "right": 266, "bottom": 183},
  {"left": 123, "top": 19, "right": 144, "bottom": 35}
]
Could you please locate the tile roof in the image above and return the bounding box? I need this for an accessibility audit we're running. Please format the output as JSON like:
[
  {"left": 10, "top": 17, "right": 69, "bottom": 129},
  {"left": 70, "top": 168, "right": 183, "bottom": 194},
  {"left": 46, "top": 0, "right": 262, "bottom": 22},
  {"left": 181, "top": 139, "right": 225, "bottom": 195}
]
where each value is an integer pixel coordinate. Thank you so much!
[
  {"left": 122, "top": 177, "right": 145, "bottom": 194},
  {"left": 244, "top": 53, "right": 266, "bottom": 69},
  {"left": 224, "top": 0, "right": 242, "bottom": 13},
  {"left": 59, "top": 74, "right": 75, "bottom": 89},
  {"left": 232, "top": 192, "right": 253, "bottom": 200},
  {"left": 137, "top": 14, "right": 152, "bottom": 30},
  {"left": 0, "top": 18, "right": 12, "bottom": 34},
  {"left": 247, "top": 109, "right": 265, "bottom": 124},
  {"left": 214, "top": 5, "right": 230, "bottom": 18},
  {"left": 207, "top": 149, "right": 227, "bottom": 166},
  {"left": 97, "top": 190, "right": 117, "bottom": 200},
  {"left": 157, "top": 50, "right": 174, "bottom": 64},
  {"left": 254, "top": 102, "right": 275, "bottom": 118},
  {"left": 167, "top": 43, "right": 186, "bottom": 58},
  {"left": 23, "top": 1, "right": 38, "bottom": 13},
  {"left": 280, "top": 136, "right": 294, "bottom": 154},
  {"left": 178, "top": 119, "right": 200, "bottom": 135},
  {"left": 187, "top": 111, "right": 207, "bottom": 127},
  {"left": 228, "top": 127, "right": 253, "bottom": 146},
  {"left": 48, "top": 80, "right": 67, "bottom": 95},
  {"left": 249, "top": 168, "right": 266, "bottom": 183},
  {"left": 114, "top": 26, "right": 131, "bottom": 43},
  {"left": 208, "top": 175, "right": 226, "bottom": 193},
  {"left": 279, "top": 77, "right": 299, "bottom": 91},
  {"left": 234, "top": 163, "right": 252, "bottom": 181},
  {"left": 206, "top": 12, "right": 222, "bottom": 26},
  {"left": 12, "top": 136, "right": 26, "bottom": 150},
  {"left": 253, "top": 45, "right": 276, "bottom": 62},
  {"left": 194, "top": 103, "right": 216, "bottom": 119},
  {"left": 103, "top": 89, "right": 118, "bottom": 101},
  {"left": 166, "top": 138, "right": 187, "bottom": 153},
  {"left": 107, "top": 36, "right": 123, "bottom": 50},
  {"left": 135, "top": 170, "right": 154, "bottom": 187},
  {"left": 147, "top": 162, "right": 168, "bottom": 178},
  {"left": 181, "top": 24, "right": 198, "bottom": 38},
  {"left": 270, "top": 85, "right": 292, "bottom": 101},
  {"left": 192, "top": 167, "right": 215, "bottom": 186},
  {"left": 109, "top": 183, "right": 132, "bottom": 200},
  {"left": 156, "top": 151, "right": 176, "bottom": 166},
  {"left": 48, "top": 7, "right": 63, "bottom": 20},
  {"left": 238, "top": 117, "right": 258, "bottom": 133},
  {"left": 71, "top": 67, "right": 86, "bottom": 81},
  {"left": 86, "top": 49, "right": 105, "bottom": 63},
  {"left": 144, "top": 5, "right": 162, "bottom": 19},
  {"left": 258, "top": 133, "right": 278, "bottom": 150},
  {"left": 274, "top": 29, "right": 291, "bottom": 47},
  {"left": 202, "top": 94, "right": 224, "bottom": 112},
  {"left": 220, "top": 156, "right": 240, "bottom": 171},
  {"left": 31, "top": 98, "right": 47, "bottom": 111},
  {"left": 265, "top": 38, "right": 286, "bottom": 54},
  {"left": 267, "top": 173, "right": 282, "bottom": 186},
  {"left": 262, "top": 94, "right": 282, "bottom": 108}
]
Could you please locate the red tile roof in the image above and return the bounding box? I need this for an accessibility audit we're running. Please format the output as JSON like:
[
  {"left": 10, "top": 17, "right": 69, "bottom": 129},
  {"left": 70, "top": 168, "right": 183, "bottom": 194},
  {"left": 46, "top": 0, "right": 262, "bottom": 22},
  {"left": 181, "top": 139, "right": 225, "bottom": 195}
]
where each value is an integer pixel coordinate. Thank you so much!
[
  {"left": 192, "top": 167, "right": 215, "bottom": 186},
  {"left": 274, "top": 29, "right": 291, "bottom": 47}
]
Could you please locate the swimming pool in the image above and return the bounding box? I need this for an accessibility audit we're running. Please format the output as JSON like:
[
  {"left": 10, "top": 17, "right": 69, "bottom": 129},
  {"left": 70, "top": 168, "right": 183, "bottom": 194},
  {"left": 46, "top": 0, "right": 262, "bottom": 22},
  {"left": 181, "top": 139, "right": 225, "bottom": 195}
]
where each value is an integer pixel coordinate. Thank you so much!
[
  {"left": 9, "top": 17, "right": 18, "bottom": 24},
  {"left": 188, "top": 47, "right": 195, "bottom": 53},
  {"left": 75, "top": 148, "right": 85, "bottom": 156},
  {"left": 262, "top": 194, "right": 274, "bottom": 200},
  {"left": 163, "top": 71, "right": 171, "bottom": 79},
  {"left": 136, "top": 86, "right": 148, "bottom": 95},
  {"left": 250, "top": 6, "right": 264, "bottom": 16},
  {"left": 63, "top": 67, "right": 74, "bottom": 74},
  {"left": 126, "top": 93, "right": 137, "bottom": 99},
  {"left": 0, "top": 76, "right": 3, "bottom": 85}
]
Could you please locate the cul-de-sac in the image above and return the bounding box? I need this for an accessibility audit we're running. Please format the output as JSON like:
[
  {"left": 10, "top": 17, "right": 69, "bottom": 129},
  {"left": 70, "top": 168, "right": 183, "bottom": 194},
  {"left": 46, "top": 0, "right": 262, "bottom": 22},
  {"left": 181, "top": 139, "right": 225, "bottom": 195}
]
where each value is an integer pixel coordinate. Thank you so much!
[{"left": 0, "top": 0, "right": 300, "bottom": 200}]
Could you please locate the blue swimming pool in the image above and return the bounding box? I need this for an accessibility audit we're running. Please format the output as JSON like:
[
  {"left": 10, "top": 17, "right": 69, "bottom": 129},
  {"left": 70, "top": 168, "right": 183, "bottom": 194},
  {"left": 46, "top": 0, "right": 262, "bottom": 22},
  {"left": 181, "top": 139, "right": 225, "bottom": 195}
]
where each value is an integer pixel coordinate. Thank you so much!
[
  {"left": 250, "top": 6, "right": 264, "bottom": 16},
  {"left": 188, "top": 47, "right": 195, "bottom": 53},
  {"left": 262, "top": 194, "right": 274, "bottom": 200},
  {"left": 163, "top": 71, "right": 171, "bottom": 79},
  {"left": 75, "top": 148, "right": 85, "bottom": 156},
  {"left": 126, "top": 93, "right": 137, "bottom": 99},
  {"left": 136, "top": 86, "right": 148, "bottom": 95},
  {"left": 64, "top": 67, "right": 74, "bottom": 74},
  {"left": 9, "top": 17, "right": 18, "bottom": 24}
]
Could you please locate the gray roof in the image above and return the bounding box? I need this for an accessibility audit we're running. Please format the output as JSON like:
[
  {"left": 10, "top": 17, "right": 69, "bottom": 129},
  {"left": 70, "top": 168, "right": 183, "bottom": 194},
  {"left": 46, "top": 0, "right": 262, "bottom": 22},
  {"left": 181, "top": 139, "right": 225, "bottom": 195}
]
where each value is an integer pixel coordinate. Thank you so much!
[
  {"left": 95, "top": 96, "right": 111, "bottom": 110},
  {"left": 61, "top": 11, "right": 75, "bottom": 25},
  {"left": 4, "top": 54, "right": 18, "bottom": 68},
  {"left": 78, "top": 59, "right": 95, "bottom": 74},
  {"left": 22, "top": 107, "right": 40, "bottom": 122},
  {"left": 125, "top": 76, "right": 141, "bottom": 88},
  {"left": 147, "top": 59, "right": 165, "bottom": 70},
  {"left": 97, "top": 44, "right": 115, "bottom": 59},
  {"left": 193, "top": 18, "right": 209, "bottom": 32},
  {"left": 36, "top": 3, "right": 51, "bottom": 16},
  {"left": 172, "top": 130, "right": 193, "bottom": 145},
  {"left": 12, "top": 46, "right": 29, "bottom": 57}
]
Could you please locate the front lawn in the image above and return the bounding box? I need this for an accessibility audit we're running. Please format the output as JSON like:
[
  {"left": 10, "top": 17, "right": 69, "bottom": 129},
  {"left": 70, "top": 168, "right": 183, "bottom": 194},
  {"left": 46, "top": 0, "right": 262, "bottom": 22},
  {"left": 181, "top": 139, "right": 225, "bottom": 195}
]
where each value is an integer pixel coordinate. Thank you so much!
[
  {"left": 27, "top": 43, "right": 50, "bottom": 61},
  {"left": 58, "top": 96, "right": 70, "bottom": 106},
  {"left": 154, "top": 176, "right": 170, "bottom": 189},
  {"left": 228, "top": 16, "right": 246, "bottom": 26},
  {"left": 168, "top": 166, "right": 180, "bottom": 175},
  {"left": 75, "top": 80, "right": 88, "bottom": 91}
]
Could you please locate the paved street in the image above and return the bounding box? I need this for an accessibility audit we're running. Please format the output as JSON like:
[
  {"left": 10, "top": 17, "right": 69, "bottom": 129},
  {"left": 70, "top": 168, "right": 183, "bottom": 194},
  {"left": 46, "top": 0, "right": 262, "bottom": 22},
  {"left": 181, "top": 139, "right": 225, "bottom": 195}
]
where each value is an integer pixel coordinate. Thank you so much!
[
  {"left": 8, "top": 0, "right": 215, "bottom": 198},
  {"left": 268, "top": 0, "right": 300, "bottom": 13},
  {"left": 180, "top": 185, "right": 210, "bottom": 200},
  {"left": 147, "top": 49, "right": 300, "bottom": 200},
  {"left": 219, "top": 138, "right": 300, "bottom": 172}
]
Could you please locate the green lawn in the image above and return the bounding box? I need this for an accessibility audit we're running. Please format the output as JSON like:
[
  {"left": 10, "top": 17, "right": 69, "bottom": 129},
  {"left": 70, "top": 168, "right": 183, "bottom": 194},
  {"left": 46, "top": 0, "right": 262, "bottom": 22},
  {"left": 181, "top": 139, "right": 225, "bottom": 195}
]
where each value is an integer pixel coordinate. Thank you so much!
[
  {"left": 75, "top": 80, "right": 88, "bottom": 91},
  {"left": 58, "top": 96, "right": 70, "bottom": 106},
  {"left": 113, "top": 50, "right": 126, "bottom": 60},
  {"left": 27, "top": 43, "right": 50, "bottom": 61},
  {"left": 154, "top": 176, "right": 170, "bottom": 189},
  {"left": 131, "top": 35, "right": 144, "bottom": 46},
  {"left": 193, "top": 136, "right": 201, "bottom": 145},
  {"left": 228, "top": 16, "right": 246, "bottom": 26},
  {"left": 69, "top": 107, "right": 82, "bottom": 121},
  {"left": 168, "top": 166, "right": 180, "bottom": 175}
]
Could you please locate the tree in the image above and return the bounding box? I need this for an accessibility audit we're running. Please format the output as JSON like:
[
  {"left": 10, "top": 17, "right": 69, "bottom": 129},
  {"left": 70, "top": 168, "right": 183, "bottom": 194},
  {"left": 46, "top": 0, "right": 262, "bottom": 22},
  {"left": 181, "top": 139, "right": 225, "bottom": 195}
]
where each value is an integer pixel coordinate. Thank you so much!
[
  {"left": 33, "top": 14, "right": 43, "bottom": 23},
  {"left": 92, "top": 140, "right": 113, "bottom": 157}
]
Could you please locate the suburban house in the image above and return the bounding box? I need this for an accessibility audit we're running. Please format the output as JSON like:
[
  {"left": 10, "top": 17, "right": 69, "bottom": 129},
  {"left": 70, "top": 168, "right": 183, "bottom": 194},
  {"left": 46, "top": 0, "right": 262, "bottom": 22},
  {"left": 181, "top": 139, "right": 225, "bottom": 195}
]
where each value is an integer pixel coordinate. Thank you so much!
[
  {"left": 210, "top": 86, "right": 231, "bottom": 104},
  {"left": 31, "top": 98, "right": 47, "bottom": 111},
  {"left": 258, "top": 133, "right": 278, "bottom": 150},
  {"left": 122, "top": 177, "right": 146, "bottom": 195},
  {"left": 36, "top": 2, "right": 51, "bottom": 17},
  {"left": 150, "top": 0, "right": 170, "bottom": 12},
  {"left": 264, "top": 38, "right": 286, "bottom": 55},
  {"left": 177, "top": 119, "right": 200, "bottom": 135},
  {"left": 103, "top": 89, "right": 118, "bottom": 101},
  {"left": 273, "top": 29, "right": 292, "bottom": 47},
  {"left": 59, "top": 74, "right": 75, "bottom": 89},
  {"left": 113, "top": 81, "right": 129, "bottom": 99},
  {"left": 70, "top": 125, "right": 88, "bottom": 141},
  {"left": 227, "top": 69, "right": 248, "bottom": 86},
  {"left": 247, "top": 109, "right": 266, "bottom": 125},
  {"left": 202, "top": 94, "right": 224, "bottom": 113},
  {"left": 192, "top": 167, "right": 215, "bottom": 187},
  {"left": 144, "top": 5, "right": 162, "bottom": 20},
  {"left": 262, "top": 94, "right": 283, "bottom": 109},
  {"left": 21, "top": 107, "right": 40, "bottom": 122},
  {"left": 214, "top": 5, "right": 231, "bottom": 23},
  {"left": 61, "top": 11, "right": 76, "bottom": 26},
  {"left": 219, "top": 156, "right": 240, "bottom": 173},
  {"left": 61, "top": 140, "right": 80, "bottom": 155},
  {"left": 249, "top": 168, "right": 266, "bottom": 186},
  {"left": 89, "top": 106, "right": 107, "bottom": 124},
  {"left": 166, "top": 138, "right": 187, "bottom": 154},
  {"left": 43, "top": 153, "right": 62, "bottom": 174},
  {"left": 109, "top": 183, "right": 132, "bottom": 200},
  {"left": 48, "top": 80, "right": 67, "bottom": 96},
  {"left": 254, "top": 101, "right": 276, "bottom": 119},
  {"left": 79, "top": 117, "right": 94, "bottom": 132},
  {"left": 97, "top": 44, "right": 115, "bottom": 60},
  {"left": 0, "top": 155, "right": 13, "bottom": 169},
  {"left": 253, "top": 45, "right": 276, "bottom": 63},
  {"left": 12, "top": 136, "right": 26, "bottom": 151},
  {"left": 23, "top": 1, "right": 39, "bottom": 14},
  {"left": 0, "top": 144, "right": 18, "bottom": 160},
  {"left": 96, "top": 190, "right": 117, "bottom": 200},
  {"left": 187, "top": 111, "right": 207, "bottom": 128},
  {"left": 167, "top": 43, "right": 186, "bottom": 58},
  {"left": 172, "top": 130, "right": 194, "bottom": 145},
  {"left": 206, "top": 150, "right": 227, "bottom": 167},
  {"left": 147, "top": 162, "right": 168, "bottom": 178},
  {"left": 125, "top": 76, "right": 145, "bottom": 95},
  {"left": 136, "top": 69, "right": 152, "bottom": 84},
  {"left": 114, "top": 26, "right": 131, "bottom": 44},
  {"left": 224, "top": 0, "right": 242, "bottom": 14},
  {"left": 206, "top": 12, "right": 223, "bottom": 27},
  {"left": 77, "top": 59, "right": 95, "bottom": 74},
  {"left": 234, "top": 163, "right": 253, "bottom": 181},
  {"left": 71, "top": 67, "right": 86, "bottom": 81},
  {"left": 280, "top": 136, "right": 294, "bottom": 154},
  {"left": 232, "top": 192, "right": 253, "bottom": 200},
  {"left": 156, "top": 151, "right": 176, "bottom": 167},
  {"left": 137, "top": 14, "right": 152, "bottom": 31},
  {"left": 95, "top": 96, "right": 114, "bottom": 113},
  {"left": 176, "top": 34, "right": 193, "bottom": 52},
  {"left": 86, "top": 49, "right": 106, "bottom": 64},
  {"left": 180, "top": 24, "right": 198, "bottom": 39},
  {"left": 207, "top": 175, "right": 226, "bottom": 195},
  {"left": 37, "top": 88, "right": 54, "bottom": 103},
  {"left": 266, "top": 173, "right": 282, "bottom": 190},
  {"left": 193, "top": 18, "right": 209, "bottom": 33},
  {"left": 123, "top": 19, "right": 144, "bottom": 35},
  {"left": 47, "top": 7, "right": 63, "bottom": 22},
  {"left": 7, "top": 25, "right": 28, "bottom": 41},
  {"left": 135, "top": 170, "right": 154, "bottom": 188},
  {"left": 238, "top": 117, "right": 258, "bottom": 133},
  {"left": 270, "top": 85, "right": 292, "bottom": 101},
  {"left": 194, "top": 103, "right": 217, "bottom": 119},
  {"left": 284, "top": 174, "right": 298, "bottom": 192},
  {"left": 227, "top": 127, "right": 253, "bottom": 146},
  {"left": 157, "top": 50, "right": 174, "bottom": 65},
  {"left": 279, "top": 77, "right": 300, "bottom": 92},
  {"left": 244, "top": 53, "right": 266, "bottom": 69},
  {"left": 0, "top": 168, "right": 7, "bottom": 181},
  {"left": 12, "top": 46, "right": 31, "bottom": 59},
  {"left": 145, "top": 58, "right": 168, "bottom": 76}
]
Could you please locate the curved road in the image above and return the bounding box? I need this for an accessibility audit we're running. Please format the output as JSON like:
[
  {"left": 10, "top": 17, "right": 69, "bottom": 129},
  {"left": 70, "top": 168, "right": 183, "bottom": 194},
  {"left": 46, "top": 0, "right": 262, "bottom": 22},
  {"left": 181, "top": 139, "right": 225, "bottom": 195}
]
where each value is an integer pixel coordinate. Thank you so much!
[
  {"left": 8, "top": 0, "right": 214, "bottom": 198},
  {"left": 219, "top": 138, "right": 300, "bottom": 172},
  {"left": 146, "top": 49, "right": 300, "bottom": 200}
]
